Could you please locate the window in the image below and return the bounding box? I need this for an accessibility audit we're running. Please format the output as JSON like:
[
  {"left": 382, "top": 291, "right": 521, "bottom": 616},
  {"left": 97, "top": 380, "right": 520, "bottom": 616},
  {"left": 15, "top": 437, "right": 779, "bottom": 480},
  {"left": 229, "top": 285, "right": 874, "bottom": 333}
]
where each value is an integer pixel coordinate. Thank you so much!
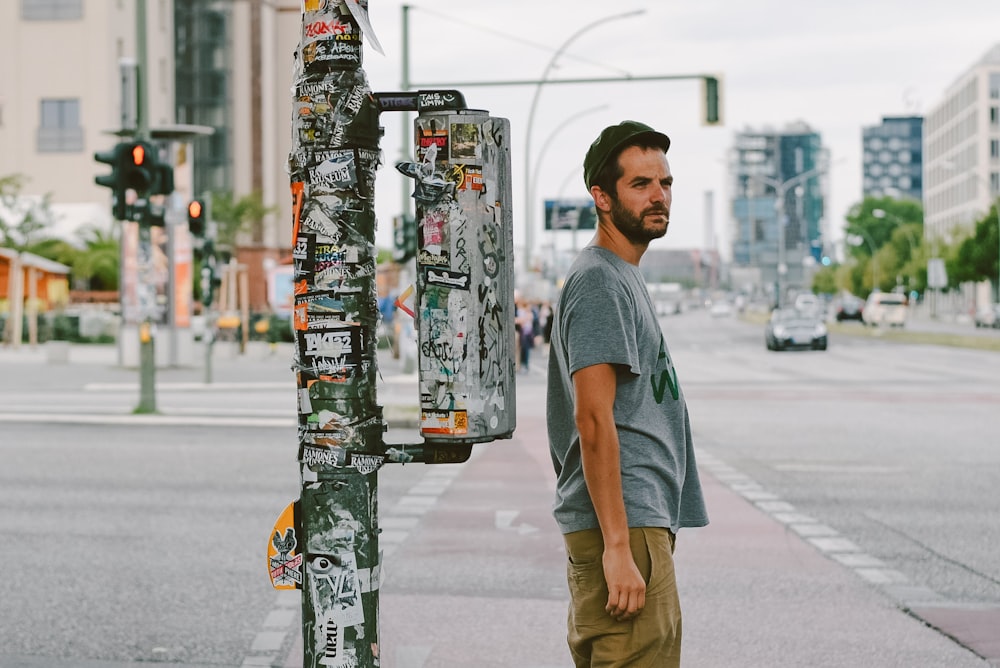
[
  {"left": 21, "top": 0, "right": 82, "bottom": 20},
  {"left": 992, "top": 139, "right": 1000, "bottom": 160},
  {"left": 992, "top": 106, "right": 1000, "bottom": 127},
  {"left": 37, "top": 98, "right": 83, "bottom": 152}
]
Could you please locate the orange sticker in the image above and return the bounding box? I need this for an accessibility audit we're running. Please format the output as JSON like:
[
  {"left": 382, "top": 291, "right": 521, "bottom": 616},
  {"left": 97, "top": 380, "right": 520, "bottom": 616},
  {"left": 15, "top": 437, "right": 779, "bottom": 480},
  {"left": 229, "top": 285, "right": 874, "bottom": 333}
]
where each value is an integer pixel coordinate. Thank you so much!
[{"left": 267, "top": 502, "right": 302, "bottom": 590}]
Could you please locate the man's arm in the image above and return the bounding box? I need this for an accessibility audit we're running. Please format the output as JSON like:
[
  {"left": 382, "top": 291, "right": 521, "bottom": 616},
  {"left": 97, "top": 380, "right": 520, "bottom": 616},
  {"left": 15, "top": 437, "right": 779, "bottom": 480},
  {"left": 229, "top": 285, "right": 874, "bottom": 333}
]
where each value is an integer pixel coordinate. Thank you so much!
[{"left": 573, "top": 363, "right": 646, "bottom": 622}]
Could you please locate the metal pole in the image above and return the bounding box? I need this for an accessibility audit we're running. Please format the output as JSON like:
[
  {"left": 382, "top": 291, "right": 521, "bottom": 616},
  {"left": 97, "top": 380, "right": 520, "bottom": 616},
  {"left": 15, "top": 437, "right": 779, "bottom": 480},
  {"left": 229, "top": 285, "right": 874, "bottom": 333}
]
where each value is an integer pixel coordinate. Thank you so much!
[
  {"left": 400, "top": 4, "right": 412, "bottom": 221},
  {"left": 289, "top": 4, "right": 384, "bottom": 666},
  {"left": 522, "top": 10, "right": 645, "bottom": 273},
  {"left": 759, "top": 165, "right": 827, "bottom": 307},
  {"left": 134, "top": 0, "right": 157, "bottom": 413}
]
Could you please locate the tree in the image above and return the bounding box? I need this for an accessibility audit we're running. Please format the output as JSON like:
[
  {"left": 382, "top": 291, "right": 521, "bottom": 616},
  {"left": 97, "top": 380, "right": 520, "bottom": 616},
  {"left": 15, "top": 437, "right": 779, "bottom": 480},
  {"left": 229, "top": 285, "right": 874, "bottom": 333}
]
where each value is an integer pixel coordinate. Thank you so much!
[
  {"left": 952, "top": 204, "right": 999, "bottom": 299},
  {"left": 71, "top": 225, "right": 120, "bottom": 291},
  {"left": 0, "top": 174, "right": 55, "bottom": 250},
  {"left": 210, "top": 190, "right": 276, "bottom": 257},
  {"left": 810, "top": 264, "right": 838, "bottom": 295},
  {"left": 842, "top": 196, "right": 924, "bottom": 296}
]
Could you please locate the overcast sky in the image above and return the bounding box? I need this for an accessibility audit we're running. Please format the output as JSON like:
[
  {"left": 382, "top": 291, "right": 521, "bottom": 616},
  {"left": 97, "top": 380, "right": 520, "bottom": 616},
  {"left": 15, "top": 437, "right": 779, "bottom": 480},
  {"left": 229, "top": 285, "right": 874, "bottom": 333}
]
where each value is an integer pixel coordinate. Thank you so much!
[{"left": 354, "top": 0, "right": 1000, "bottom": 260}]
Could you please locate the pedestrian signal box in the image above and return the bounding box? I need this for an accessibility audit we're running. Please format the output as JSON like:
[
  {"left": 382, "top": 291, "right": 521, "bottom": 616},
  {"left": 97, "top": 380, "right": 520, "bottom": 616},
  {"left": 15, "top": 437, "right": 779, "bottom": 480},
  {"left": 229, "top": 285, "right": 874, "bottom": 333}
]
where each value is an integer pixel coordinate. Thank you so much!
[{"left": 397, "top": 107, "right": 516, "bottom": 444}]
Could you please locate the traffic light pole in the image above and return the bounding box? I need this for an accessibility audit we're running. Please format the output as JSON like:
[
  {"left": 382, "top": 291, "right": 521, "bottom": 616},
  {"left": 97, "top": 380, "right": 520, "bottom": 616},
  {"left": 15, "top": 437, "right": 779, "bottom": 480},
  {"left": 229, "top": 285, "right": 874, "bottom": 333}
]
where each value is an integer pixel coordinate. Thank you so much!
[{"left": 285, "top": 4, "right": 385, "bottom": 666}]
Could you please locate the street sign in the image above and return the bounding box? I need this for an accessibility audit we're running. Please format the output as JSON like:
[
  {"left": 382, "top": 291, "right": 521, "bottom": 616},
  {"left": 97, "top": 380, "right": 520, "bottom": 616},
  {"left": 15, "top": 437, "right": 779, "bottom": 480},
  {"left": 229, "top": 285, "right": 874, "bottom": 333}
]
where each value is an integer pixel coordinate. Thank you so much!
[
  {"left": 927, "top": 258, "right": 948, "bottom": 289},
  {"left": 544, "top": 198, "right": 597, "bottom": 231}
]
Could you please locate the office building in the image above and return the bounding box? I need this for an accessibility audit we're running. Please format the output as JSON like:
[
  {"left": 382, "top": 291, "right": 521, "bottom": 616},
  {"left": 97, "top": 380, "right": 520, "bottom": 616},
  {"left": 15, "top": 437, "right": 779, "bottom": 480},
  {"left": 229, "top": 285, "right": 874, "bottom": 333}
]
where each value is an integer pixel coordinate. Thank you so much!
[
  {"left": 924, "top": 43, "right": 1000, "bottom": 242},
  {"left": 728, "top": 123, "right": 830, "bottom": 300},
  {"left": 862, "top": 116, "right": 923, "bottom": 201}
]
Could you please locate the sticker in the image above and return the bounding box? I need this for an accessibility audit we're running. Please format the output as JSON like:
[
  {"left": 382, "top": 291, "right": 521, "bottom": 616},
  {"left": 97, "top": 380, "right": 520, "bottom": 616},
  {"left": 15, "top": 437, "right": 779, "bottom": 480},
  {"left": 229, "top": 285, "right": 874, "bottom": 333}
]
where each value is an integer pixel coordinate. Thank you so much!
[
  {"left": 346, "top": 452, "right": 385, "bottom": 475},
  {"left": 421, "top": 409, "right": 468, "bottom": 435},
  {"left": 309, "top": 552, "right": 365, "bottom": 628},
  {"left": 450, "top": 122, "right": 480, "bottom": 162},
  {"left": 267, "top": 502, "right": 303, "bottom": 590},
  {"left": 425, "top": 268, "right": 471, "bottom": 290}
]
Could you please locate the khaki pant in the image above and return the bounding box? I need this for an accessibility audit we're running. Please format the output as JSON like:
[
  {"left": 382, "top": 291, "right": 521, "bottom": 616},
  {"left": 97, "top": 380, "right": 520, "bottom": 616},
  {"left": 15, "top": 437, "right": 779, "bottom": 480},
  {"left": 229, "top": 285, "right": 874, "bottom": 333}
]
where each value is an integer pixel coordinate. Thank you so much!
[{"left": 563, "top": 527, "right": 681, "bottom": 668}]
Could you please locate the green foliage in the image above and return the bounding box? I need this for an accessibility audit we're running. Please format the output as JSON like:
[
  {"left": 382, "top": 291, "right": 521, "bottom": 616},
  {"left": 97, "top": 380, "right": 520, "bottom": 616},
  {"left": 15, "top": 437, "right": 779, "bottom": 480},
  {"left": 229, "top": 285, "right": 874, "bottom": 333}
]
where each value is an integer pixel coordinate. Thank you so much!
[
  {"left": 810, "top": 264, "right": 838, "bottom": 294},
  {"left": 0, "top": 174, "right": 55, "bottom": 250},
  {"left": 210, "top": 190, "right": 277, "bottom": 253},
  {"left": 72, "top": 225, "right": 120, "bottom": 291},
  {"left": 952, "top": 204, "right": 999, "bottom": 296},
  {"left": 842, "top": 196, "right": 925, "bottom": 297}
]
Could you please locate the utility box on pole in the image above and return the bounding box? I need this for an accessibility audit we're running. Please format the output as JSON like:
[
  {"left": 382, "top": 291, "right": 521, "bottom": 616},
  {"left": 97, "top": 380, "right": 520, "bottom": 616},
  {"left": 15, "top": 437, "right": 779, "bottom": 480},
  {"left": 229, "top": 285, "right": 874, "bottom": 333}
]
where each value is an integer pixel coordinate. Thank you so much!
[{"left": 398, "top": 107, "right": 517, "bottom": 444}]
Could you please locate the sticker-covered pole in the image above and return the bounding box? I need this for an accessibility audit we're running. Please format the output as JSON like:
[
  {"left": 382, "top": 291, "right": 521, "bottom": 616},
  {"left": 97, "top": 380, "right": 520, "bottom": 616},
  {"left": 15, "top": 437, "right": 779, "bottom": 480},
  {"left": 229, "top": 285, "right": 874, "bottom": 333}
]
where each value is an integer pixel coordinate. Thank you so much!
[{"left": 288, "top": 2, "right": 384, "bottom": 666}]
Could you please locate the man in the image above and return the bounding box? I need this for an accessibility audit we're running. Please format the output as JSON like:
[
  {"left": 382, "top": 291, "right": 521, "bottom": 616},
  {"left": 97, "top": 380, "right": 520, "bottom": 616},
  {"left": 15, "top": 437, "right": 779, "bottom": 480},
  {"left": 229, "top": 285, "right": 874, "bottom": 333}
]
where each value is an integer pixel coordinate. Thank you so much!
[{"left": 547, "top": 121, "right": 708, "bottom": 667}]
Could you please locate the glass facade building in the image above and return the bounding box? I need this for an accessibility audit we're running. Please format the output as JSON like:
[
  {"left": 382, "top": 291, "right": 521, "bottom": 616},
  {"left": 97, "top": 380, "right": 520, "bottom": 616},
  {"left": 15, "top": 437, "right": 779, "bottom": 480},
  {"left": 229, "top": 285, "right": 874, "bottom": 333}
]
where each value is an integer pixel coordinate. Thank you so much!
[{"left": 729, "top": 123, "right": 829, "bottom": 298}]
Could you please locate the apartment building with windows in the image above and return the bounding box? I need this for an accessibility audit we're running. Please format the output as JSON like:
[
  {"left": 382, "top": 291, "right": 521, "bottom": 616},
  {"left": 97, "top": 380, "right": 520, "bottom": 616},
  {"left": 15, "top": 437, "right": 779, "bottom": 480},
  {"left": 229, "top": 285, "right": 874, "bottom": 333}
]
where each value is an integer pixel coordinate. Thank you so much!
[
  {"left": 0, "top": 0, "right": 175, "bottom": 236},
  {"left": 923, "top": 43, "right": 1000, "bottom": 242},
  {"left": 862, "top": 115, "right": 923, "bottom": 202},
  {"left": 2, "top": 0, "right": 299, "bottom": 309}
]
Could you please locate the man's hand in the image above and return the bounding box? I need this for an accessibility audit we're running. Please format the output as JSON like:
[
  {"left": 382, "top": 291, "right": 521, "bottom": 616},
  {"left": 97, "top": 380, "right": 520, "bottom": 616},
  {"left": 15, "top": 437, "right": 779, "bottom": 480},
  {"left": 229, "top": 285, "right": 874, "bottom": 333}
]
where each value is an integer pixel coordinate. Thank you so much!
[{"left": 603, "top": 544, "right": 646, "bottom": 622}]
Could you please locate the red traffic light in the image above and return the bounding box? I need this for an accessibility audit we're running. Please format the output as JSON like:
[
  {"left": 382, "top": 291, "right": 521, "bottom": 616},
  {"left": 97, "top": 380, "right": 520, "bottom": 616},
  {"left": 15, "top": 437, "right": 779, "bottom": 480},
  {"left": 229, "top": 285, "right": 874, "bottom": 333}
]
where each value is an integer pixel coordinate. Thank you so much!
[
  {"left": 131, "top": 143, "right": 146, "bottom": 166},
  {"left": 187, "top": 199, "right": 207, "bottom": 236}
]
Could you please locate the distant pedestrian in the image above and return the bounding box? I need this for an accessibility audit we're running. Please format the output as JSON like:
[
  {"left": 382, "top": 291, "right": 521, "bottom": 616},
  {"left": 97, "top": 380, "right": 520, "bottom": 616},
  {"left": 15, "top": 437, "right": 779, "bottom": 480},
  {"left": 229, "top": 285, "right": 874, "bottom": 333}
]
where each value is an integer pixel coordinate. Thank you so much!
[
  {"left": 547, "top": 121, "right": 708, "bottom": 667},
  {"left": 516, "top": 298, "right": 534, "bottom": 372}
]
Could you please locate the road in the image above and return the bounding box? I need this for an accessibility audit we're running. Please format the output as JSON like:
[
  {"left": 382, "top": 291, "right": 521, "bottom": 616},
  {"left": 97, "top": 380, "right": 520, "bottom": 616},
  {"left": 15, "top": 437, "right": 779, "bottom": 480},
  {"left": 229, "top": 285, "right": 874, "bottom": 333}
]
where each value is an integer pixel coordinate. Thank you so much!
[{"left": 0, "top": 312, "right": 998, "bottom": 667}]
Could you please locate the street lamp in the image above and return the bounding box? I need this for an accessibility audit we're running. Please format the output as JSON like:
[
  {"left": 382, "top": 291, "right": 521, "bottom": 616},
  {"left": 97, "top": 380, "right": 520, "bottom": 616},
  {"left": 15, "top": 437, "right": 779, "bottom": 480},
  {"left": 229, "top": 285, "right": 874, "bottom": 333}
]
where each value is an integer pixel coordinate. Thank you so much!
[
  {"left": 846, "top": 230, "right": 878, "bottom": 292},
  {"left": 522, "top": 9, "right": 646, "bottom": 272},
  {"left": 872, "top": 208, "right": 920, "bottom": 289},
  {"left": 755, "top": 164, "right": 828, "bottom": 307},
  {"left": 531, "top": 104, "right": 608, "bottom": 215}
]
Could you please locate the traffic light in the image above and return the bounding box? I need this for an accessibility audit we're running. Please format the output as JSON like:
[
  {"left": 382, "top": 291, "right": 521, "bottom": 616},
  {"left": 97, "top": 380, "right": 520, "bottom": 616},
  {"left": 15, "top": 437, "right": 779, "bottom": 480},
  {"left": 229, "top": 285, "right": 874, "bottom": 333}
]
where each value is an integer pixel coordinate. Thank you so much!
[
  {"left": 187, "top": 199, "right": 206, "bottom": 236},
  {"left": 702, "top": 75, "right": 722, "bottom": 126},
  {"left": 94, "top": 142, "right": 128, "bottom": 220},
  {"left": 152, "top": 161, "right": 174, "bottom": 196},
  {"left": 121, "top": 141, "right": 156, "bottom": 194}
]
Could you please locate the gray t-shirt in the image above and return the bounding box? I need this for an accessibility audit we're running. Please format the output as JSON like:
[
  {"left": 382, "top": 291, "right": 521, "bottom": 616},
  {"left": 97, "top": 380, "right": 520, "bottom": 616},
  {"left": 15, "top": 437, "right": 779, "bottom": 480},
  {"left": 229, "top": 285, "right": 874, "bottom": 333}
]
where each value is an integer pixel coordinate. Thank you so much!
[{"left": 547, "top": 246, "right": 708, "bottom": 534}]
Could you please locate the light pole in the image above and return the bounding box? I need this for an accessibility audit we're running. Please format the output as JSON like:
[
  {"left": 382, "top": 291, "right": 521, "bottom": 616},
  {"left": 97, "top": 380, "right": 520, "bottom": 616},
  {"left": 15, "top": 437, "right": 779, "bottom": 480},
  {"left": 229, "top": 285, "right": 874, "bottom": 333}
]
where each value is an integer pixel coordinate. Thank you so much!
[
  {"left": 872, "top": 207, "right": 921, "bottom": 290},
  {"left": 755, "top": 164, "right": 828, "bottom": 307},
  {"left": 523, "top": 10, "right": 645, "bottom": 272},
  {"left": 533, "top": 105, "right": 606, "bottom": 278},
  {"left": 846, "top": 230, "right": 878, "bottom": 292}
]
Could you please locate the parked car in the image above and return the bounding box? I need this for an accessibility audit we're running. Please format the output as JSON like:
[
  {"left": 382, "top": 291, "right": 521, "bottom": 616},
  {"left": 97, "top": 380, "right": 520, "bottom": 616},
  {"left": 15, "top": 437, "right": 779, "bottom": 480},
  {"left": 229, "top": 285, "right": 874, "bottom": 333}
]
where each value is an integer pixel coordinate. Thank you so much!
[
  {"left": 862, "top": 292, "right": 908, "bottom": 327},
  {"left": 765, "top": 308, "right": 828, "bottom": 351},
  {"left": 833, "top": 295, "right": 865, "bottom": 322},
  {"left": 973, "top": 304, "right": 1000, "bottom": 329}
]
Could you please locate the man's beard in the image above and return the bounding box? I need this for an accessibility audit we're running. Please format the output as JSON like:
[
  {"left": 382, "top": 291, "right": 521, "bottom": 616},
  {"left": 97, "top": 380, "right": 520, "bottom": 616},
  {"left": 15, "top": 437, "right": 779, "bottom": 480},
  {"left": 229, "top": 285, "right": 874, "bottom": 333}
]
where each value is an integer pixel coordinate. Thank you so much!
[{"left": 609, "top": 196, "right": 669, "bottom": 244}]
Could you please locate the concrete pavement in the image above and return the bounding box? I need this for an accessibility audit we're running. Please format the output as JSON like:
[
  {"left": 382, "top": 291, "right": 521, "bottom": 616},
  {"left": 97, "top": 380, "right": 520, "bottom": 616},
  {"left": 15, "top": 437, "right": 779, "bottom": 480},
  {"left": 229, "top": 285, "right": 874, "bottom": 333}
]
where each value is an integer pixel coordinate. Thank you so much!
[{"left": 1, "top": 338, "right": 995, "bottom": 666}]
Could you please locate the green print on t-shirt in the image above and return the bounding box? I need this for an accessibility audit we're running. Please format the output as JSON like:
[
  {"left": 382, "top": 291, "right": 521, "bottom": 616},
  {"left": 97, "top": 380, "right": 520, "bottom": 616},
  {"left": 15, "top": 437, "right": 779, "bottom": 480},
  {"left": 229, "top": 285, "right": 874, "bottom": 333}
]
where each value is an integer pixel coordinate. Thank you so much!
[{"left": 650, "top": 337, "right": 679, "bottom": 403}]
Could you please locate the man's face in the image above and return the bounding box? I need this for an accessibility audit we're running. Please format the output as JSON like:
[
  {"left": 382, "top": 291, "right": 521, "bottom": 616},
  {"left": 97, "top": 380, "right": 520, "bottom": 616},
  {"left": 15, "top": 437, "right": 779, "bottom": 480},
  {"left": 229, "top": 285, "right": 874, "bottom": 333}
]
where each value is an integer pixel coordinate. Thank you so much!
[{"left": 607, "top": 145, "right": 673, "bottom": 244}]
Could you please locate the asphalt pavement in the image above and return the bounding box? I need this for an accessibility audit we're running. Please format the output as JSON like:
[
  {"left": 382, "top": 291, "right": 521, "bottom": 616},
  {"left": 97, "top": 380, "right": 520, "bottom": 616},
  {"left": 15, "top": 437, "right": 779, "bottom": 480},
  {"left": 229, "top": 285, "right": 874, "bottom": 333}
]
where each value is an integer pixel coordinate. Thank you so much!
[{"left": 1, "top": 323, "right": 996, "bottom": 667}]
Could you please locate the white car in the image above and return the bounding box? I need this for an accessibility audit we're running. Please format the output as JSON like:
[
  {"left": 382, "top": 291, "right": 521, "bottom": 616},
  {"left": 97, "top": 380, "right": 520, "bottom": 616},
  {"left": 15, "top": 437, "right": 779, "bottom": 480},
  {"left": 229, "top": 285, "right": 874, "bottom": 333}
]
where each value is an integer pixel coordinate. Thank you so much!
[
  {"left": 974, "top": 304, "right": 1000, "bottom": 329},
  {"left": 862, "top": 292, "right": 908, "bottom": 327}
]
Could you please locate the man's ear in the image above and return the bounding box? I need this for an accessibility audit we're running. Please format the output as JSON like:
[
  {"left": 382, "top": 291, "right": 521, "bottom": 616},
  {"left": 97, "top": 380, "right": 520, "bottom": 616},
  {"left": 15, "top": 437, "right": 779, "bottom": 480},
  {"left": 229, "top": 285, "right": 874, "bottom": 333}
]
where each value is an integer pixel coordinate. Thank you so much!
[{"left": 590, "top": 185, "right": 611, "bottom": 212}]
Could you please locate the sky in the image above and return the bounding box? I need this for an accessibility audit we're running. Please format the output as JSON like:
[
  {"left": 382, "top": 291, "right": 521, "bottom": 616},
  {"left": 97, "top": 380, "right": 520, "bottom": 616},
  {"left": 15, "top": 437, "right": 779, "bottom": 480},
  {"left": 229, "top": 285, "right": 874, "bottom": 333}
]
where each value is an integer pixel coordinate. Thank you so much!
[{"left": 354, "top": 0, "right": 1000, "bottom": 263}]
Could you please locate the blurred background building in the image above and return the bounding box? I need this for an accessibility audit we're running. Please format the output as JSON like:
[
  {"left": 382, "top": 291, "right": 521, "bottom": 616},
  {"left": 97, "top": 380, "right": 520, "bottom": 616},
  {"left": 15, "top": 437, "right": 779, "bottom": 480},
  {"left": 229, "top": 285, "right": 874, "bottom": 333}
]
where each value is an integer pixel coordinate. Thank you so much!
[
  {"left": 1, "top": 0, "right": 298, "bottom": 312},
  {"left": 727, "top": 122, "right": 830, "bottom": 301},
  {"left": 923, "top": 43, "right": 1000, "bottom": 243},
  {"left": 862, "top": 115, "right": 924, "bottom": 202}
]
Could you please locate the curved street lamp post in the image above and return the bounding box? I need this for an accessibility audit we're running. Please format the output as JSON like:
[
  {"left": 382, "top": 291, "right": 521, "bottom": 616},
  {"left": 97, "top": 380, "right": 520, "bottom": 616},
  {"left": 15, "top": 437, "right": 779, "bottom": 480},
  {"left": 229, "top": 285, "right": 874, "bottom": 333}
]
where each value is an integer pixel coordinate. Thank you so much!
[{"left": 523, "top": 10, "right": 646, "bottom": 272}]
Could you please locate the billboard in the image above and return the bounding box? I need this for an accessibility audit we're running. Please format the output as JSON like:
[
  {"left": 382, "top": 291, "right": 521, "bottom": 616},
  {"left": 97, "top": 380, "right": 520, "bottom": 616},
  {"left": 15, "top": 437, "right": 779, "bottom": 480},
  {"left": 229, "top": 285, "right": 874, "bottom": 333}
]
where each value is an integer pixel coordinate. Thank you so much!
[{"left": 544, "top": 198, "right": 597, "bottom": 231}]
